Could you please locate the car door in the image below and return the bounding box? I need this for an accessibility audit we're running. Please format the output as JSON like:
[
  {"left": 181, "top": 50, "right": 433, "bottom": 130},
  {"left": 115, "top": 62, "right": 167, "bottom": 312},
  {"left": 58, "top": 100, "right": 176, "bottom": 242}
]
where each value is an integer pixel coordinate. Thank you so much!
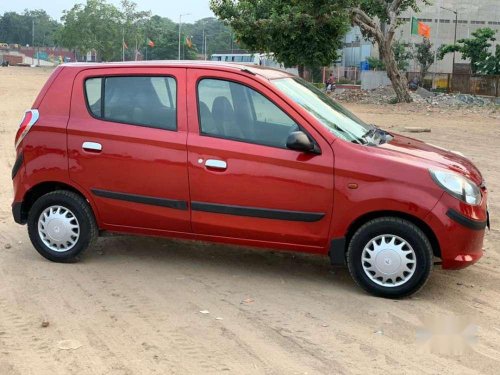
[
  {"left": 186, "top": 69, "right": 334, "bottom": 251},
  {"left": 67, "top": 67, "right": 191, "bottom": 233}
]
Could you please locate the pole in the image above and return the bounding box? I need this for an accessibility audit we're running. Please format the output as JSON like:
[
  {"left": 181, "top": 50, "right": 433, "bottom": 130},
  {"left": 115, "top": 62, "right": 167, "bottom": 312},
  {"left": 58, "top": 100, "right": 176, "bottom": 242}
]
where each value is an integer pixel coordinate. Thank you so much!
[
  {"left": 452, "top": 11, "right": 458, "bottom": 72},
  {"left": 433, "top": 1, "right": 442, "bottom": 88},
  {"left": 204, "top": 35, "right": 208, "bottom": 60},
  {"left": 122, "top": 28, "right": 125, "bottom": 62},
  {"left": 178, "top": 14, "right": 182, "bottom": 60}
]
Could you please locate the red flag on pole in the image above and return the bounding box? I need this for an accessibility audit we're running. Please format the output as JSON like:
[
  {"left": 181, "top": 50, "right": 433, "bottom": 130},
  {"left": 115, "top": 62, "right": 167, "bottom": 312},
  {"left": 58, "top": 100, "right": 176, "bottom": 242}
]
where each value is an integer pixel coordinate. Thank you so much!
[
  {"left": 147, "top": 39, "right": 155, "bottom": 47},
  {"left": 418, "top": 22, "right": 431, "bottom": 38}
]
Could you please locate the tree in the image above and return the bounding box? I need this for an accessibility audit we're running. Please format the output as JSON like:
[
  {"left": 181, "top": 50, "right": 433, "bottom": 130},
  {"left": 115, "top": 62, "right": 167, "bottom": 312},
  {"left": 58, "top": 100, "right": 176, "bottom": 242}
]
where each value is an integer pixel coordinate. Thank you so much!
[
  {"left": 476, "top": 45, "right": 500, "bottom": 75},
  {"left": 142, "top": 15, "right": 186, "bottom": 60},
  {"left": 367, "top": 41, "right": 412, "bottom": 72},
  {"left": 184, "top": 17, "right": 239, "bottom": 59},
  {"left": 351, "top": 0, "right": 429, "bottom": 102},
  {"left": 439, "top": 28, "right": 499, "bottom": 75},
  {"left": 58, "top": 0, "right": 123, "bottom": 61},
  {"left": 392, "top": 40, "right": 412, "bottom": 71},
  {"left": 0, "top": 10, "right": 61, "bottom": 46},
  {"left": 120, "top": 0, "right": 151, "bottom": 60},
  {"left": 367, "top": 56, "right": 385, "bottom": 71},
  {"left": 210, "top": 0, "right": 350, "bottom": 78},
  {"left": 414, "top": 38, "right": 434, "bottom": 81}
]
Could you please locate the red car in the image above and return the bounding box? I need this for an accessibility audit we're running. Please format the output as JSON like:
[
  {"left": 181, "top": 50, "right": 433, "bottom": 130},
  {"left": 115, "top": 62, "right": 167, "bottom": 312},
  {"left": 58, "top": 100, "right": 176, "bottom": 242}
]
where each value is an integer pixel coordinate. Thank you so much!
[{"left": 12, "top": 62, "right": 489, "bottom": 298}]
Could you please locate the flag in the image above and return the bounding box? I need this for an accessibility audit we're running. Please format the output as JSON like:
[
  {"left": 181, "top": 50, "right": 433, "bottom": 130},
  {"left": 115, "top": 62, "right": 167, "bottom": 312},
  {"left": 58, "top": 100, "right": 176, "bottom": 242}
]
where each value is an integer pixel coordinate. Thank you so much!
[
  {"left": 147, "top": 38, "right": 155, "bottom": 47},
  {"left": 419, "top": 22, "right": 431, "bottom": 38},
  {"left": 185, "top": 36, "right": 192, "bottom": 48},
  {"left": 123, "top": 41, "right": 128, "bottom": 49},
  {"left": 411, "top": 16, "right": 431, "bottom": 38}
]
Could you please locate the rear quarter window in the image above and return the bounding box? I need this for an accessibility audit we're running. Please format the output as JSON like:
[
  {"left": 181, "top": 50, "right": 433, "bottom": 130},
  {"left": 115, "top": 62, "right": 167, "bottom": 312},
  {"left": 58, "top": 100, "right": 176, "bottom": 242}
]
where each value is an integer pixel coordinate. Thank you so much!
[{"left": 84, "top": 76, "right": 177, "bottom": 131}]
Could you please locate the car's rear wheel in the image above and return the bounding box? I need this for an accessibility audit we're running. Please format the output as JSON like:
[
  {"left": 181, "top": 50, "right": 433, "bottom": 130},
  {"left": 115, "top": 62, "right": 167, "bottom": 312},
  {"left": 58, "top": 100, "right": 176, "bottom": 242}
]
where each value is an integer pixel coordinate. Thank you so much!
[
  {"left": 347, "top": 217, "right": 433, "bottom": 298},
  {"left": 27, "top": 190, "right": 97, "bottom": 262}
]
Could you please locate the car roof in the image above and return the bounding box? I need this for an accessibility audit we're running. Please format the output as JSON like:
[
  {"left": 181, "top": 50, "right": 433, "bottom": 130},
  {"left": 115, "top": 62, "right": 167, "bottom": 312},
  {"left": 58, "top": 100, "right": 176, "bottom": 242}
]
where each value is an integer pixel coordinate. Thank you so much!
[{"left": 60, "top": 60, "right": 295, "bottom": 80}]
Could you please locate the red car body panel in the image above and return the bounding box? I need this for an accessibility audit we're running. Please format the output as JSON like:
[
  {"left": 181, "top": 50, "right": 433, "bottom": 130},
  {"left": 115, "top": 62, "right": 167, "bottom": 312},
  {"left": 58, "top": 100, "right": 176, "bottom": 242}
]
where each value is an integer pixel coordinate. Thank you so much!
[{"left": 11, "top": 61, "right": 488, "bottom": 269}]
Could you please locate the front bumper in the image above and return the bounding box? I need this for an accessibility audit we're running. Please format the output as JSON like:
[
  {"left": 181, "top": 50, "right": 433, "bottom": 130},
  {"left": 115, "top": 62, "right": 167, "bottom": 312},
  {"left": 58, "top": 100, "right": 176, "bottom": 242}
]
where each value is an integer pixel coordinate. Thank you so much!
[{"left": 425, "top": 191, "right": 488, "bottom": 269}]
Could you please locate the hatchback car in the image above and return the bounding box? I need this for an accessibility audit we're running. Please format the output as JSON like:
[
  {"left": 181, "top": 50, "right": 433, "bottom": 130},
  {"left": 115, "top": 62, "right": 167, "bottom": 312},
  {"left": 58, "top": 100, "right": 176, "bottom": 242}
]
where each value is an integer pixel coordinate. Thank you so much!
[{"left": 12, "top": 61, "right": 489, "bottom": 298}]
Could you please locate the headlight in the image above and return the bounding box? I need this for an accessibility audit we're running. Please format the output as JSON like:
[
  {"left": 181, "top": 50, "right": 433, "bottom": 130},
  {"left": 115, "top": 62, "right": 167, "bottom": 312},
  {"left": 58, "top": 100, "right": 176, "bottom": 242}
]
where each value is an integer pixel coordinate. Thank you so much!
[{"left": 430, "top": 169, "right": 481, "bottom": 205}]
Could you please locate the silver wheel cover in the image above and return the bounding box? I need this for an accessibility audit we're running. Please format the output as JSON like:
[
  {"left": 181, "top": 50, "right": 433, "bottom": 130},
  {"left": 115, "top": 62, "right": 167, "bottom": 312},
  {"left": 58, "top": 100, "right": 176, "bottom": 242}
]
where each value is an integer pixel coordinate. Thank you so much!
[
  {"left": 361, "top": 234, "right": 416, "bottom": 287},
  {"left": 38, "top": 205, "right": 80, "bottom": 252}
]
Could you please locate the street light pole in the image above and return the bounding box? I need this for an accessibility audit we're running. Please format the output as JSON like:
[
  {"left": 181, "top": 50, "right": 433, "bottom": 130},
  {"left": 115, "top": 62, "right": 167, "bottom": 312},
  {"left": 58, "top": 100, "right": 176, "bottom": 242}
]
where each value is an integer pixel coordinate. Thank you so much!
[
  {"left": 178, "top": 13, "right": 190, "bottom": 60},
  {"left": 440, "top": 6, "right": 458, "bottom": 73}
]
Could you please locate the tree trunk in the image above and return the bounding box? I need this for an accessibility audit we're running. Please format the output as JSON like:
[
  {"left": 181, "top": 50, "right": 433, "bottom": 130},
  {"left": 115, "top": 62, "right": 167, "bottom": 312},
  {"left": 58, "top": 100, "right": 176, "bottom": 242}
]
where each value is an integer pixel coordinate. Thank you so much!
[
  {"left": 298, "top": 64, "right": 305, "bottom": 78},
  {"left": 379, "top": 41, "right": 412, "bottom": 103}
]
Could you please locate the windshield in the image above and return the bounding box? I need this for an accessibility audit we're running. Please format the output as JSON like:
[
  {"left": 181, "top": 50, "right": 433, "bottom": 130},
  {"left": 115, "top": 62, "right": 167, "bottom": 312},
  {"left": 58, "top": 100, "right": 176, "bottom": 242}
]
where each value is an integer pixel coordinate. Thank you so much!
[{"left": 272, "top": 77, "right": 372, "bottom": 144}]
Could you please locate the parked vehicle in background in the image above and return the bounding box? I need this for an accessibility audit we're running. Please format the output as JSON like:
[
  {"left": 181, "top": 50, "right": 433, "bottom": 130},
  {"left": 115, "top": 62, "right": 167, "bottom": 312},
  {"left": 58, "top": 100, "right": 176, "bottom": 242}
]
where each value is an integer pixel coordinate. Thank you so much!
[
  {"left": 11, "top": 61, "right": 489, "bottom": 298},
  {"left": 0, "top": 42, "right": 9, "bottom": 49}
]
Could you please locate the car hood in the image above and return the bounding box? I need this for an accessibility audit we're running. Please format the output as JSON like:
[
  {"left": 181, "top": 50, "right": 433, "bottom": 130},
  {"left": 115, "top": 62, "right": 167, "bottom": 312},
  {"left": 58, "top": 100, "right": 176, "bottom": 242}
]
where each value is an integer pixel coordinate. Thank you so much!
[{"left": 378, "top": 133, "right": 483, "bottom": 185}]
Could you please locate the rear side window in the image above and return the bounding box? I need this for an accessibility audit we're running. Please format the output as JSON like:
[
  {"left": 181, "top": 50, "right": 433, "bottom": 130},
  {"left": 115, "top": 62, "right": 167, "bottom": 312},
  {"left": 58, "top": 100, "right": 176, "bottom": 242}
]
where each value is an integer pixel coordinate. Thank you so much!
[{"left": 84, "top": 76, "right": 177, "bottom": 131}]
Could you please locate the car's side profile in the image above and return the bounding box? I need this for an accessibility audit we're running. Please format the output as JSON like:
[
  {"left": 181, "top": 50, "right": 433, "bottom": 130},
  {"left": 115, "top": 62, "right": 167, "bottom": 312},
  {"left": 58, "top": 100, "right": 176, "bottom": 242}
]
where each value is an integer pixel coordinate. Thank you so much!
[{"left": 12, "top": 62, "right": 489, "bottom": 298}]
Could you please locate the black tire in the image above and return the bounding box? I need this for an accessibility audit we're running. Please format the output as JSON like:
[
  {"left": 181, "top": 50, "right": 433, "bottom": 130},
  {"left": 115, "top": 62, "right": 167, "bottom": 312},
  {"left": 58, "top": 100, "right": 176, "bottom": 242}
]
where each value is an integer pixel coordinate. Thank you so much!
[
  {"left": 346, "top": 217, "right": 433, "bottom": 298},
  {"left": 27, "top": 190, "right": 98, "bottom": 262}
]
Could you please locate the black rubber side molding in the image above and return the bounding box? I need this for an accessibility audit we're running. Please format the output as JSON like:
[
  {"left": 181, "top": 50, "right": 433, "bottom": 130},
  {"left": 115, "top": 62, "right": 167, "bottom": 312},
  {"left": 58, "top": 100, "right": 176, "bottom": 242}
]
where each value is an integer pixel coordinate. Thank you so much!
[
  {"left": 446, "top": 209, "right": 487, "bottom": 231},
  {"left": 12, "top": 152, "right": 24, "bottom": 179},
  {"left": 191, "top": 201, "right": 324, "bottom": 222},
  {"left": 91, "top": 189, "right": 188, "bottom": 210}
]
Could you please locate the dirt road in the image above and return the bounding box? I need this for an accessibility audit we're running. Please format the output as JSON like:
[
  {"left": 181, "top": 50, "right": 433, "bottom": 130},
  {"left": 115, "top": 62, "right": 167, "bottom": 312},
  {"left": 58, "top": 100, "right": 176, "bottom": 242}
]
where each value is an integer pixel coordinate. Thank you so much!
[{"left": 1, "top": 67, "right": 499, "bottom": 374}]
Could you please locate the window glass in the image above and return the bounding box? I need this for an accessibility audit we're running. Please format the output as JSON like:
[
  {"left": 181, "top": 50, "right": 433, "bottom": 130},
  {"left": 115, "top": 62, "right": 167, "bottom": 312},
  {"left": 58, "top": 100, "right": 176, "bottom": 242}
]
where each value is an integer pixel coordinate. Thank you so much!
[
  {"left": 198, "top": 78, "right": 299, "bottom": 148},
  {"left": 273, "top": 77, "right": 371, "bottom": 143},
  {"left": 85, "top": 78, "right": 102, "bottom": 117},
  {"left": 249, "top": 89, "right": 296, "bottom": 127},
  {"left": 85, "top": 76, "right": 177, "bottom": 130}
]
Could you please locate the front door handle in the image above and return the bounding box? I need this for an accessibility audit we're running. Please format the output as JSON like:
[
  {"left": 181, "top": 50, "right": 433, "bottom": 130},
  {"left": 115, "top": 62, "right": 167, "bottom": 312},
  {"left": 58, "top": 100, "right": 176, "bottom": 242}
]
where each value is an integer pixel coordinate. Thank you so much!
[
  {"left": 205, "top": 159, "right": 227, "bottom": 170},
  {"left": 82, "top": 141, "right": 102, "bottom": 152}
]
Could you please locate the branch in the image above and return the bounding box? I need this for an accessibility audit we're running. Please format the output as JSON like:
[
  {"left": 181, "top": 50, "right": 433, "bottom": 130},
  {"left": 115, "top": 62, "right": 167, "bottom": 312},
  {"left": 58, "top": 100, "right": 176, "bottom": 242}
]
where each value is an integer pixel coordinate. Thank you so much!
[
  {"left": 387, "top": 0, "right": 405, "bottom": 42},
  {"left": 350, "top": 7, "right": 383, "bottom": 43}
]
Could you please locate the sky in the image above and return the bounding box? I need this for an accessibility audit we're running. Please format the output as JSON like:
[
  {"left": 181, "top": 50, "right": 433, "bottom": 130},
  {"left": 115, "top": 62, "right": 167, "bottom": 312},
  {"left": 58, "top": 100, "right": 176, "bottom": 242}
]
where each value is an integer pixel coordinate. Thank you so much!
[{"left": 0, "top": 0, "right": 214, "bottom": 22}]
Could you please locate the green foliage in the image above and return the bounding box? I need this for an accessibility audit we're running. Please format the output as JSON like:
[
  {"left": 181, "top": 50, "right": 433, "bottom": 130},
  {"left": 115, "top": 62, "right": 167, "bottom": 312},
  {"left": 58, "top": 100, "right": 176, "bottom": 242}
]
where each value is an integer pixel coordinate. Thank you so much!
[
  {"left": 57, "top": 1, "right": 234, "bottom": 61},
  {"left": 366, "top": 41, "right": 412, "bottom": 72},
  {"left": 210, "top": 0, "right": 351, "bottom": 70},
  {"left": 414, "top": 38, "right": 434, "bottom": 78},
  {"left": 392, "top": 40, "right": 412, "bottom": 71},
  {"left": 439, "top": 28, "right": 498, "bottom": 75},
  {"left": 476, "top": 45, "right": 500, "bottom": 75},
  {"left": 0, "top": 10, "right": 61, "bottom": 46},
  {"left": 355, "top": 0, "right": 429, "bottom": 33},
  {"left": 58, "top": 0, "right": 124, "bottom": 61},
  {"left": 367, "top": 57, "right": 385, "bottom": 70},
  {"left": 141, "top": 15, "right": 196, "bottom": 60},
  {"left": 183, "top": 17, "right": 239, "bottom": 58}
]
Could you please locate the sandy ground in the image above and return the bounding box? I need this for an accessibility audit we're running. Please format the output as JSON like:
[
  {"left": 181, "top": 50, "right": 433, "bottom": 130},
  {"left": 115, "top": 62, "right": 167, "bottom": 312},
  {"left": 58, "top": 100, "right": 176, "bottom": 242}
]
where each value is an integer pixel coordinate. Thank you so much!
[{"left": 0, "top": 67, "right": 499, "bottom": 375}]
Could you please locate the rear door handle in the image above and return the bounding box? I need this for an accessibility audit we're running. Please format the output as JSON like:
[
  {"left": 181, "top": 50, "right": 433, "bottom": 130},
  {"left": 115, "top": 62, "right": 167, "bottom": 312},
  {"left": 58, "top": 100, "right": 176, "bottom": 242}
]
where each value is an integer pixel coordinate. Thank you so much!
[
  {"left": 82, "top": 141, "right": 102, "bottom": 152},
  {"left": 205, "top": 159, "right": 227, "bottom": 170}
]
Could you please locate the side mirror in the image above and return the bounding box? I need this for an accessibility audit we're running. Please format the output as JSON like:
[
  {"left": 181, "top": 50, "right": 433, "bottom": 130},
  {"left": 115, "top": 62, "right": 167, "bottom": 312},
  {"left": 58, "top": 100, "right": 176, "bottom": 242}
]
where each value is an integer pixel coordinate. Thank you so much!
[{"left": 286, "top": 131, "right": 319, "bottom": 154}]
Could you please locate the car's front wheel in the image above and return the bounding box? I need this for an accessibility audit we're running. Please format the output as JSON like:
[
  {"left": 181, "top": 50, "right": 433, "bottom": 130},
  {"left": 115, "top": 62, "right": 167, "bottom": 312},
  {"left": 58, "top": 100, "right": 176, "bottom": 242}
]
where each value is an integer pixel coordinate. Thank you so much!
[
  {"left": 27, "top": 190, "right": 97, "bottom": 262},
  {"left": 347, "top": 217, "right": 433, "bottom": 298}
]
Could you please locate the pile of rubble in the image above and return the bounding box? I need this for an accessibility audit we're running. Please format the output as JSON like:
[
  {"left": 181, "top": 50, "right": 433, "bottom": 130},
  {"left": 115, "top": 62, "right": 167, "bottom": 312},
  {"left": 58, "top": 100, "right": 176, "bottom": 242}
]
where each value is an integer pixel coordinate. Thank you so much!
[{"left": 333, "top": 85, "right": 498, "bottom": 108}]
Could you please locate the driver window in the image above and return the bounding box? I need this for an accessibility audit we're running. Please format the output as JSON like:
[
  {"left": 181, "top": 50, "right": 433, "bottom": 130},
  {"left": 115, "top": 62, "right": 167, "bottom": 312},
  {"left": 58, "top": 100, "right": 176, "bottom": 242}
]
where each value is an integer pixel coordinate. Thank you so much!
[{"left": 198, "top": 78, "right": 299, "bottom": 148}]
